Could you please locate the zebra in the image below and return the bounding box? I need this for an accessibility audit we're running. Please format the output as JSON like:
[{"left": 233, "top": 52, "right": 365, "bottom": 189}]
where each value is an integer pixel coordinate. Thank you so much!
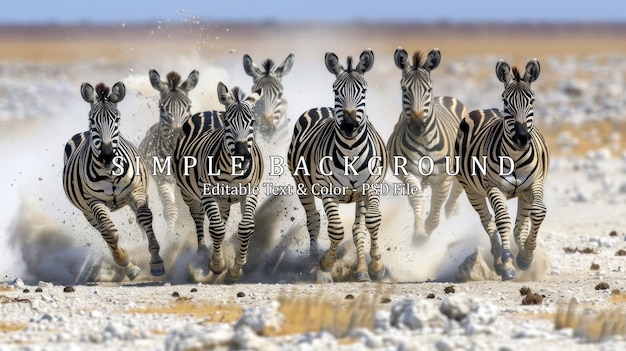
[
  {"left": 139, "top": 69, "right": 199, "bottom": 234},
  {"left": 288, "top": 49, "right": 388, "bottom": 283},
  {"left": 243, "top": 53, "right": 294, "bottom": 144},
  {"left": 173, "top": 82, "right": 263, "bottom": 283},
  {"left": 387, "top": 48, "right": 468, "bottom": 239},
  {"left": 454, "top": 58, "right": 549, "bottom": 281},
  {"left": 63, "top": 82, "right": 165, "bottom": 280}
]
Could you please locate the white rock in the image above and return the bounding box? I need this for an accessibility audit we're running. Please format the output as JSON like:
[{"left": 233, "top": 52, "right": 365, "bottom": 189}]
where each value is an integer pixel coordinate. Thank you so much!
[
  {"left": 234, "top": 300, "right": 284, "bottom": 335},
  {"left": 13, "top": 278, "right": 25, "bottom": 290},
  {"left": 390, "top": 298, "right": 446, "bottom": 330}
]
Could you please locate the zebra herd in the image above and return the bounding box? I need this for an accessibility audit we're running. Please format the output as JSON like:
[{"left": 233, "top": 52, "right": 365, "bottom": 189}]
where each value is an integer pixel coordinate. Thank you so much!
[{"left": 62, "top": 48, "right": 549, "bottom": 283}]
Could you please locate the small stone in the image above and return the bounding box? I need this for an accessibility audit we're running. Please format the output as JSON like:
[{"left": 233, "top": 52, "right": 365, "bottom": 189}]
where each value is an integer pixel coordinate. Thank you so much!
[
  {"left": 237, "top": 291, "right": 246, "bottom": 298},
  {"left": 444, "top": 286, "right": 455, "bottom": 294},
  {"left": 345, "top": 294, "right": 355, "bottom": 300},
  {"left": 615, "top": 249, "right": 626, "bottom": 256},
  {"left": 427, "top": 293, "right": 436, "bottom": 299},
  {"left": 520, "top": 287, "right": 532, "bottom": 296},
  {"left": 609, "top": 230, "right": 618, "bottom": 237},
  {"left": 171, "top": 292, "right": 180, "bottom": 298},
  {"left": 590, "top": 263, "right": 600, "bottom": 270},
  {"left": 63, "top": 286, "right": 75, "bottom": 293},
  {"left": 35, "top": 288, "right": 43, "bottom": 293},
  {"left": 23, "top": 289, "right": 30, "bottom": 293},
  {"left": 380, "top": 297, "right": 392, "bottom": 304},
  {"left": 595, "top": 282, "right": 609, "bottom": 290},
  {"left": 190, "top": 288, "right": 197, "bottom": 293}
]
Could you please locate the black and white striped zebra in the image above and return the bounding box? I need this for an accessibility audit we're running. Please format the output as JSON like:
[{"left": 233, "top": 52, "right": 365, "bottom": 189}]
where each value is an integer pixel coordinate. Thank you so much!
[
  {"left": 139, "top": 69, "right": 199, "bottom": 234},
  {"left": 63, "top": 82, "right": 165, "bottom": 280},
  {"left": 387, "top": 48, "right": 467, "bottom": 239},
  {"left": 288, "top": 49, "right": 388, "bottom": 283},
  {"left": 243, "top": 53, "right": 294, "bottom": 145},
  {"left": 173, "top": 82, "right": 263, "bottom": 283},
  {"left": 454, "top": 59, "right": 549, "bottom": 281}
]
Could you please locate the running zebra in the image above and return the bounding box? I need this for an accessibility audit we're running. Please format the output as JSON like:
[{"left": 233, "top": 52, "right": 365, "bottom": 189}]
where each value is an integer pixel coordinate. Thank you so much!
[
  {"left": 139, "top": 69, "right": 199, "bottom": 234},
  {"left": 387, "top": 48, "right": 467, "bottom": 239},
  {"left": 288, "top": 49, "right": 388, "bottom": 283},
  {"left": 63, "top": 82, "right": 165, "bottom": 280},
  {"left": 243, "top": 53, "right": 294, "bottom": 144},
  {"left": 454, "top": 59, "right": 549, "bottom": 280},
  {"left": 173, "top": 82, "right": 263, "bottom": 283}
]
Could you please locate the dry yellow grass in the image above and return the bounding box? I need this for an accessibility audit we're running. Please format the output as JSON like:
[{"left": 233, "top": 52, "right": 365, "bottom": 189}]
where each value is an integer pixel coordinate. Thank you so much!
[
  {"left": 0, "top": 321, "right": 27, "bottom": 333},
  {"left": 555, "top": 299, "right": 626, "bottom": 341},
  {"left": 540, "top": 120, "right": 626, "bottom": 157},
  {"left": 128, "top": 299, "right": 243, "bottom": 324}
]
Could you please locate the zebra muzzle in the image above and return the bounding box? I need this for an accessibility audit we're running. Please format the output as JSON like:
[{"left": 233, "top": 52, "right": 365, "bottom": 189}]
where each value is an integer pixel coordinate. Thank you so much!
[
  {"left": 512, "top": 122, "right": 531, "bottom": 150},
  {"left": 100, "top": 142, "right": 115, "bottom": 166},
  {"left": 234, "top": 141, "right": 251, "bottom": 170}
]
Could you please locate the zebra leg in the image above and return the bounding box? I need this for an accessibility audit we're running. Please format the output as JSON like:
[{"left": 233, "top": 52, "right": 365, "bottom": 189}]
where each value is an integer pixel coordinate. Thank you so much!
[
  {"left": 425, "top": 177, "right": 453, "bottom": 235},
  {"left": 156, "top": 178, "right": 178, "bottom": 234},
  {"left": 399, "top": 174, "right": 426, "bottom": 238},
  {"left": 513, "top": 197, "right": 531, "bottom": 270},
  {"left": 297, "top": 191, "right": 321, "bottom": 261},
  {"left": 129, "top": 193, "right": 164, "bottom": 277},
  {"left": 227, "top": 194, "right": 259, "bottom": 283},
  {"left": 352, "top": 200, "right": 369, "bottom": 282},
  {"left": 487, "top": 187, "right": 516, "bottom": 281},
  {"left": 519, "top": 184, "right": 547, "bottom": 270},
  {"left": 218, "top": 202, "right": 231, "bottom": 225},
  {"left": 181, "top": 192, "right": 208, "bottom": 252},
  {"left": 85, "top": 204, "right": 141, "bottom": 281},
  {"left": 202, "top": 198, "right": 226, "bottom": 275},
  {"left": 465, "top": 192, "right": 504, "bottom": 277},
  {"left": 319, "top": 196, "right": 343, "bottom": 283},
  {"left": 365, "top": 192, "right": 385, "bottom": 281},
  {"left": 444, "top": 178, "right": 464, "bottom": 218}
]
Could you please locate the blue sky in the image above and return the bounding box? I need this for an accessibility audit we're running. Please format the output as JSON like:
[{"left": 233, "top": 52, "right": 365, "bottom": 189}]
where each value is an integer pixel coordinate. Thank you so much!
[{"left": 1, "top": 0, "right": 625, "bottom": 24}]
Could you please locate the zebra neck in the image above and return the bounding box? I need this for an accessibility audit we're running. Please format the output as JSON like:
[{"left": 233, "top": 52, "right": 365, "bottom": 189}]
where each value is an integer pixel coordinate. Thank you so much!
[{"left": 332, "top": 122, "right": 368, "bottom": 154}]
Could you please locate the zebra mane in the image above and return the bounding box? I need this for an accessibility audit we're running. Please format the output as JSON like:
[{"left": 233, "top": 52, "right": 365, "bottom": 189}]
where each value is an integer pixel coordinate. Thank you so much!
[
  {"left": 261, "top": 59, "right": 275, "bottom": 75},
  {"left": 412, "top": 51, "right": 424, "bottom": 69},
  {"left": 167, "top": 71, "right": 181, "bottom": 88},
  {"left": 511, "top": 67, "right": 522, "bottom": 82},
  {"left": 345, "top": 56, "right": 354, "bottom": 72},
  {"left": 231, "top": 86, "right": 244, "bottom": 103},
  {"left": 95, "top": 83, "right": 110, "bottom": 101}
]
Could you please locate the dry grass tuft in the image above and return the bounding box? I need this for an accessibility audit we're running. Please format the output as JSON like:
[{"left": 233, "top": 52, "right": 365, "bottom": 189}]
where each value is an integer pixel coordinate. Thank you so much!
[
  {"left": 268, "top": 286, "right": 390, "bottom": 338},
  {"left": 555, "top": 299, "right": 626, "bottom": 341},
  {"left": 128, "top": 300, "right": 242, "bottom": 324},
  {"left": 0, "top": 321, "right": 27, "bottom": 333}
]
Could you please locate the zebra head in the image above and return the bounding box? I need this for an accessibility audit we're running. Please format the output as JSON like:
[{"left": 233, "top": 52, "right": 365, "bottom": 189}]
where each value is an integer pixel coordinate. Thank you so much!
[
  {"left": 217, "top": 82, "right": 260, "bottom": 171},
  {"left": 496, "top": 59, "right": 541, "bottom": 151},
  {"left": 81, "top": 82, "right": 125, "bottom": 168},
  {"left": 149, "top": 69, "right": 199, "bottom": 132},
  {"left": 394, "top": 48, "right": 441, "bottom": 136},
  {"left": 325, "top": 49, "right": 374, "bottom": 139},
  {"left": 243, "top": 53, "right": 294, "bottom": 132}
]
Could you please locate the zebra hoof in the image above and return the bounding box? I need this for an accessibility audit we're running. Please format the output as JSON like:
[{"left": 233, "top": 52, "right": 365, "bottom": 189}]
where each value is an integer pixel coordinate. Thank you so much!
[
  {"left": 127, "top": 266, "right": 141, "bottom": 281},
  {"left": 501, "top": 268, "right": 516, "bottom": 281},
  {"left": 224, "top": 268, "right": 243, "bottom": 285},
  {"left": 516, "top": 254, "right": 533, "bottom": 271},
  {"left": 356, "top": 271, "right": 370, "bottom": 282},
  {"left": 369, "top": 266, "right": 386, "bottom": 281},
  {"left": 150, "top": 262, "right": 165, "bottom": 277},
  {"left": 209, "top": 259, "right": 225, "bottom": 275},
  {"left": 316, "top": 270, "right": 334, "bottom": 284}
]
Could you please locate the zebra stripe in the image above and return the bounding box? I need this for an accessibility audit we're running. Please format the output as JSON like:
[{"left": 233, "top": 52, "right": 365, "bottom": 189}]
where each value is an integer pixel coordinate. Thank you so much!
[
  {"left": 243, "top": 53, "right": 294, "bottom": 147},
  {"left": 63, "top": 82, "right": 164, "bottom": 280},
  {"left": 387, "top": 48, "right": 468, "bottom": 239},
  {"left": 174, "top": 82, "right": 263, "bottom": 283},
  {"left": 454, "top": 59, "right": 549, "bottom": 281},
  {"left": 288, "top": 49, "right": 388, "bottom": 283},
  {"left": 139, "top": 69, "right": 199, "bottom": 235}
]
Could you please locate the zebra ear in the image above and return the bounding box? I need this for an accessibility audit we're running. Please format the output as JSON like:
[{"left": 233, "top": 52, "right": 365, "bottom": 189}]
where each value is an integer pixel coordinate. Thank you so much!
[
  {"left": 109, "top": 82, "right": 126, "bottom": 103},
  {"left": 81, "top": 83, "right": 96, "bottom": 103},
  {"left": 325, "top": 52, "right": 342, "bottom": 76},
  {"left": 495, "top": 60, "right": 512, "bottom": 84},
  {"left": 243, "top": 54, "right": 262, "bottom": 78},
  {"left": 149, "top": 69, "right": 166, "bottom": 92},
  {"left": 394, "top": 47, "right": 409, "bottom": 71},
  {"left": 217, "top": 82, "right": 234, "bottom": 107},
  {"left": 275, "top": 53, "right": 294, "bottom": 78},
  {"left": 424, "top": 49, "right": 441, "bottom": 72},
  {"left": 356, "top": 49, "right": 374, "bottom": 74},
  {"left": 181, "top": 70, "right": 199, "bottom": 92},
  {"left": 524, "top": 59, "right": 540, "bottom": 83}
]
